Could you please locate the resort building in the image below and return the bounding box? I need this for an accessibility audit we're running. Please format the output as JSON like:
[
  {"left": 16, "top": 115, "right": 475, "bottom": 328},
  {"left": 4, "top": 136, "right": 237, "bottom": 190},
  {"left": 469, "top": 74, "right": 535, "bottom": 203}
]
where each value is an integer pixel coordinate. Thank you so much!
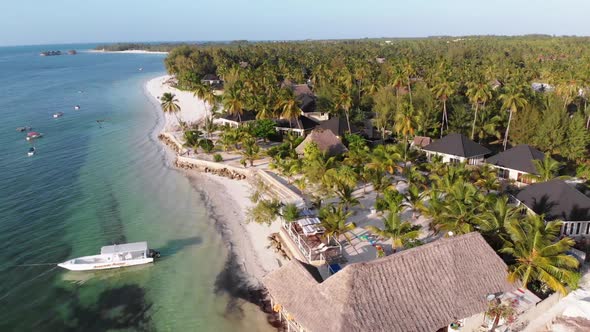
[
  {"left": 275, "top": 116, "right": 320, "bottom": 137},
  {"left": 201, "top": 74, "right": 222, "bottom": 86},
  {"left": 215, "top": 110, "right": 257, "bottom": 127},
  {"left": 282, "top": 80, "right": 329, "bottom": 122},
  {"left": 295, "top": 128, "right": 348, "bottom": 157},
  {"left": 264, "top": 232, "right": 516, "bottom": 332},
  {"left": 514, "top": 179, "right": 590, "bottom": 238},
  {"left": 422, "top": 133, "right": 491, "bottom": 165},
  {"left": 485, "top": 144, "right": 545, "bottom": 186},
  {"left": 411, "top": 135, "right": 432, "bottom": 149}
]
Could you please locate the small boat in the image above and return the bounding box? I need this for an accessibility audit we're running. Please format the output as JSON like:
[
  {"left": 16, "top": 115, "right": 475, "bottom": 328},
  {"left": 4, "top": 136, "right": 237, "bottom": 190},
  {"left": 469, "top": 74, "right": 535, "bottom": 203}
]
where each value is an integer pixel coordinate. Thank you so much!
[
  {"left": 26, "top": 132, "right": 43, "bottom": 141},
  {"left": 53, "top": 112, "right": 64, "bottom": 118},
  {"left": 27, "top": 147, "right": 36, "bottom": 156},
  {"left": 16, "top": 126, "right": 32, "bottom": 132},
  {"left": 74, "top": 105, "right": 81, "bottom": 110},
  {"left": 58, "top": 242, "right": 160, "bottom": 271},
  {"left": 138, "top": 67, "right": 143, "bottom": 71}
]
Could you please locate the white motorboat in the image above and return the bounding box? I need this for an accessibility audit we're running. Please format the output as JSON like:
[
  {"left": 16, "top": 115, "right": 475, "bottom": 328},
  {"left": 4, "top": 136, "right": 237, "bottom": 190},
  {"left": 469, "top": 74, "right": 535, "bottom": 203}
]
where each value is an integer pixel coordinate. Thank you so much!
[
  {"left": 53, "top": 112, "right": 64, "bottom": 118},
  {"left": 58, "top": 241, "right": 160, "bottom": 271},
  {"left": 74, "top": 105, "right": 80, "bottom": 110},
  {"left": 27, "top": 147, "right": 36, "bottom": 156}
]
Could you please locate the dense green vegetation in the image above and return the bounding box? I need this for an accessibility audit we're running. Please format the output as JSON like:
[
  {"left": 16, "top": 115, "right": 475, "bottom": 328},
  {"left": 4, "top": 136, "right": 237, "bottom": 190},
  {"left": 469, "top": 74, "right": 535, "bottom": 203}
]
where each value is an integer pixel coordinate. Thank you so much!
[
  {"left": 163, "top": 36, "right": 590, "bottom": 171},
  {"left": 159, "top": 37, "right": 588, "bottom": 297}
]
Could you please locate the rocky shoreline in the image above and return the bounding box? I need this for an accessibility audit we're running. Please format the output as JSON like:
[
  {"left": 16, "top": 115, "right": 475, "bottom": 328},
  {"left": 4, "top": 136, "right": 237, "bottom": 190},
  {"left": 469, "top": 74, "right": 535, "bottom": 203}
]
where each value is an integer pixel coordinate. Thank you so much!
[{"left": 175, "top": 160, "right": 248, "bottom": 180}]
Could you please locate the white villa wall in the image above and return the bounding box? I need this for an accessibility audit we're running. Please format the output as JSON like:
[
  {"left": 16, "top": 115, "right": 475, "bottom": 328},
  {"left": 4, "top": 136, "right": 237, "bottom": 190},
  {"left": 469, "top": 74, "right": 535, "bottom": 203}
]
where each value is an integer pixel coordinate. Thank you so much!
[
  {"left": 513, "top": 198, "right": 590, "bottom": 238},
  {"left": 487, "top": 165, "right": 534, "bottom": 185},
  {"left": 304, "top": 112, "right": 329, "bottom": 122},
  {"left": 426, "top": 151, "right": 485, "bottom": 165}
]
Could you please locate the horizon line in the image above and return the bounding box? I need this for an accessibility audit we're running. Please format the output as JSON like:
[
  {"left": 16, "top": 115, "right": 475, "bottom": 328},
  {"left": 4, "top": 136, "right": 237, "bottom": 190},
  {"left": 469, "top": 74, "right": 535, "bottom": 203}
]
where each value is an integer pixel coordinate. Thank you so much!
[{"left": 3, "top": 33, "right": 590, "bottom": 48}]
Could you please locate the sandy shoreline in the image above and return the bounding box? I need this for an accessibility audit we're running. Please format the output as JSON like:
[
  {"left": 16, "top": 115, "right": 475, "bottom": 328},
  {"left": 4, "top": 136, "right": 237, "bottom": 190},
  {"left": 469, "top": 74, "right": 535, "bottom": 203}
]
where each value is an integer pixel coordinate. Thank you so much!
[{"left": 145, "top": 75, "right": 281, "bottom": 285}]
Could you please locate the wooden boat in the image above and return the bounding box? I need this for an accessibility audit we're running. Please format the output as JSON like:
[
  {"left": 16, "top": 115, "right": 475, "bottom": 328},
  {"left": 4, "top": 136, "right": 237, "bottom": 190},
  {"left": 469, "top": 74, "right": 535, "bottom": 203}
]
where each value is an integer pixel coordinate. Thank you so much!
[{"left": 26, "top": 132, "right": 43, "bottom": 141}]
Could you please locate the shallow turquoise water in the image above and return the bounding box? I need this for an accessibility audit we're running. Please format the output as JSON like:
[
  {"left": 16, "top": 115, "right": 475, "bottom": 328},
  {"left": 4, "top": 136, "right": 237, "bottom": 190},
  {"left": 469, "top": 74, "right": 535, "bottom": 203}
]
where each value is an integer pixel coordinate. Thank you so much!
[{"left": 0, "top": 45, "right": 271, "bottom": 331}]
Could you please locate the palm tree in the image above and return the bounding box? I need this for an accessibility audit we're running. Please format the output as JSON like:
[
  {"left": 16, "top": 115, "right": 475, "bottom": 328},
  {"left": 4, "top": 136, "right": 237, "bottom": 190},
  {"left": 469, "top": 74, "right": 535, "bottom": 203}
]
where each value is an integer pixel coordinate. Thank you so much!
[
  {"left": 474, "top": 196, "right": 519, "bottom": 247},
  {"left": 277, "top": 88, "right": 302, "bottom": 129},
  {"left": 529, "top": 156, "right": 563, "bottom": 182},
  {"left": 160, "top": 92, "right": 182, "bottom": 130},
  {"left": 240, "top": 135, "right": 260, "bottom": 167},
  {"left": 319, "top": 204, "right": 356, "bottom": 245},
  {"left": 193, "top": 83, "right": 217, "bottom": 138},
  {"left": 366, "top": 212, "right": 421, "bottom": 253},
  {"left": 434, "top": 181, "right": 483, "bottom": 235},
  {"left": 323, "top": 166, "right": 359, "bottom": 210},
  {"left": 473, "top": 164, "right": 500, "bottom": 193},
  {"left": 393, "top": 102, "right": 418, "bottom": 152},
  {"left": 403, "top": 184, "right": 426, "bottom": 219},
  {"left": 223, "top": 84, "right": 244, "bottom": 123},
  {"left": 500, "top": 215, "right": 580, "bottom": 295},
  {"left": 466, "top": 81, "right": 492, "bottom": 140},
  {"left": 366, "top": 145, "right": 403, "bottom": 175},
  {"left": 375, "top": 188, "right": 405, "bottom": 214},
  {"left": 499, "top": 84, "right": 528, "bottom": 150},
  {"left": 431, "top": 76, "right": 456, "bottom": 138},
  {"left": 334, "top": 85, "right": 353, "bottom": 133}
]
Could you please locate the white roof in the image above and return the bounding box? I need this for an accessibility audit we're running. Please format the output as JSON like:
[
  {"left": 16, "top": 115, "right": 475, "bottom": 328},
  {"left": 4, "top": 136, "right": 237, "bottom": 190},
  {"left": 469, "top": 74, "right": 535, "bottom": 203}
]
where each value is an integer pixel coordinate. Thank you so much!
[{"left": 101, "top": 242, "right": 148, "bottom": 254}]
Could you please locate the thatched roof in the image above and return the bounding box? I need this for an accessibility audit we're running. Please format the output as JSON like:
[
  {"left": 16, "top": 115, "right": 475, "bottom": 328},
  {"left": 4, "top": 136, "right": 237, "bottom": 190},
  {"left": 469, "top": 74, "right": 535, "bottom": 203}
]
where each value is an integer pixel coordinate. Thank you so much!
[
  {"left": 412, "top": 135, "right": 432, "bottom": 148},
  {"left": 423, "top": 133, "right": 491, "bottom": 158},
  {"left": 295, "top": 128, "right": 348, "bottom": 156},
  {"left": 264, "top": 232, "right": 513, "bottom": 332}
]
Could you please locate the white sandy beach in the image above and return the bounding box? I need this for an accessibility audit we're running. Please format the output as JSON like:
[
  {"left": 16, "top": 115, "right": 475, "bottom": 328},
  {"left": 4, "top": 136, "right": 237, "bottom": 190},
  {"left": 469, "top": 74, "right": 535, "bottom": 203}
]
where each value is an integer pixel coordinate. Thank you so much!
[
  {"left": 146, "top": 75, "right": 207, "bottom": 129},
  {"left": 146, "top": 75, "right": 282, "bottom": 282}
]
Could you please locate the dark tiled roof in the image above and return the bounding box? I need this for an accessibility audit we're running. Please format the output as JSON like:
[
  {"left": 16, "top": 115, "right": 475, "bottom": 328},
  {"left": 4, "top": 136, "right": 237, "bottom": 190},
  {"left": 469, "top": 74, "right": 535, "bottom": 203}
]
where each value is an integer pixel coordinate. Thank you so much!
[
  {"left": 264, "top": 232, "right": 514, "bottom": 332},
  {"left": 281, "top": 80, "right": 317, "bottom": 113},
  {"left": 423, "top": 133, "right": 491, "bottom": 158},
  {"left": 220, "top": 110, "right": 257, "bottom": 123},
  {"left": 202, "top": 74, "right": 220, "bottom": 81},
  {"left": 319, "top": 117, "right": 360, "bottom": 137},
  {"left": 516, "top": 180, "right": 590, "bottom": 221},
  {"left": 275, "top": 115, "right": 319, "bottom": 131},
  {"left": 486, "top": 145, "right": 545, "bottom": 174}
]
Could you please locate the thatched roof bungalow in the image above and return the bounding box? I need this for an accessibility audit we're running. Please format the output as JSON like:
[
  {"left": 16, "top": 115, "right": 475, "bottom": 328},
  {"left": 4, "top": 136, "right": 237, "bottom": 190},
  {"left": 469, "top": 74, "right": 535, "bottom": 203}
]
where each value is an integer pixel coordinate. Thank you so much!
[
  {"left": 295, "top": 128, "right": 348, "bottom": 156},
  {"left": 264, "top": 232, "right": 514, "bottom": 332}
]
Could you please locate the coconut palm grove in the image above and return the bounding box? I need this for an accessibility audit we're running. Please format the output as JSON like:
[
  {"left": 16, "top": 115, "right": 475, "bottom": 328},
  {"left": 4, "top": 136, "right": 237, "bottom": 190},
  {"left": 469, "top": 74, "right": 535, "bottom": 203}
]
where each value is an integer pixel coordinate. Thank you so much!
[{"left": 140, "top": 36, "right": 590, "bottom": 330}]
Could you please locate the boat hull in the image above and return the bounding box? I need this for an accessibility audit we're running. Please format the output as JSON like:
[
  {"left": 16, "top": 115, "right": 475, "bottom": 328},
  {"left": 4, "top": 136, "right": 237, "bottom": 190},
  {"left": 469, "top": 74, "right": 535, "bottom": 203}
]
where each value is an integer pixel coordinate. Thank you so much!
[{"left": 58, "top": 257, "right": 154, "bottom": 271}]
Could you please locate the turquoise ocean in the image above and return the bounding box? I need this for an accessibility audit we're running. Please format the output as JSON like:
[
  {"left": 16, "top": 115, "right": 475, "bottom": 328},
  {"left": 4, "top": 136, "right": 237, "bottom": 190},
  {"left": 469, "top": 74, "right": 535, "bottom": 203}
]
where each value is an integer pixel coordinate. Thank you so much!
[{"left": 0, "top": 45, "right": 271, "bottom": 331}]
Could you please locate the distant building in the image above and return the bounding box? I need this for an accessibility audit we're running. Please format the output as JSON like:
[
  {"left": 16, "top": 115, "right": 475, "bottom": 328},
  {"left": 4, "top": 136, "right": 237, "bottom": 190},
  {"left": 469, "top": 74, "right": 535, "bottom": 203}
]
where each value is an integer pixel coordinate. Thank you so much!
[
  {"left": 201, "top": 74, "right": 222, "bottom": 86},
  {"left": 215, "top": 110, "right": 257, "bottom": 127},
  {"left": 486, "top": 144, "right": 545, "bottom": 186},
  {"left": 422, "top": 133, "right": 491, "bottom": 165},
  {"left": 411, "top": 136, "right": 432, "bottom": 149},
  {"left": 281, "top": 80, "right": 328, "bottom": 122},
  {"left": 264, "top": 232, "right": 515, "bottom": 332},
  {"left": 531, "top": 82, "right": 554, "bottom": 92},
  {"left": 515, "top": 179, "right": 590, "bottom": 238},
  {"left": 295, "top": 128, "right": 348, "bottom": 156},
  {"left": 275, "top": 116, "right": 319, "bottom": 137}
]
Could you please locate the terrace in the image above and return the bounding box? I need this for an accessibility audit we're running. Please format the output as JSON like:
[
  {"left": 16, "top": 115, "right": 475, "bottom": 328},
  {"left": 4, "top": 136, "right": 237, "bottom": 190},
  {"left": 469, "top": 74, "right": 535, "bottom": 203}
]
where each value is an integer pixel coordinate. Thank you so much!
[{"left": 280, "top": 212, "right": 344, "bottom": 265}]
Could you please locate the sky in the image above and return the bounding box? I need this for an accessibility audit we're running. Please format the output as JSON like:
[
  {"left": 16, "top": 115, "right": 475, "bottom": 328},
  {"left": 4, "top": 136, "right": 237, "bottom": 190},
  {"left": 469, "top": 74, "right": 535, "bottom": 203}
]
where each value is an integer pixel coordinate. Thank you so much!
[{"left": 2, "top": 0, "right": 590, "bottom": 46}]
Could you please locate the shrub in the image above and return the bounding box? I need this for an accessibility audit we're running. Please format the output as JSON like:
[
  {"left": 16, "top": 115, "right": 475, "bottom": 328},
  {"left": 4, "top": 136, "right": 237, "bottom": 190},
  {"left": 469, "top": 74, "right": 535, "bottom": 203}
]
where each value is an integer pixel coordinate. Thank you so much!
[
  {"left": 282, "top": 204, "right": 300, "bottom": 222},
  {"left": 198, "top": 139, "right": 214, "bottom": 153},
  {"left": 213, "top": 154, "right": 223, "bottom": 162}
]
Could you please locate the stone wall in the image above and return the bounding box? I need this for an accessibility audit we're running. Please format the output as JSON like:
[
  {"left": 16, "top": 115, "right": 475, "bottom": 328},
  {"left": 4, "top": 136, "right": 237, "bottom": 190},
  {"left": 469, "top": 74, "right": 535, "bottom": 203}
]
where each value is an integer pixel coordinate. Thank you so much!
[{"left": 176, "top": 156, "right": 250, "bottom": 180}]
